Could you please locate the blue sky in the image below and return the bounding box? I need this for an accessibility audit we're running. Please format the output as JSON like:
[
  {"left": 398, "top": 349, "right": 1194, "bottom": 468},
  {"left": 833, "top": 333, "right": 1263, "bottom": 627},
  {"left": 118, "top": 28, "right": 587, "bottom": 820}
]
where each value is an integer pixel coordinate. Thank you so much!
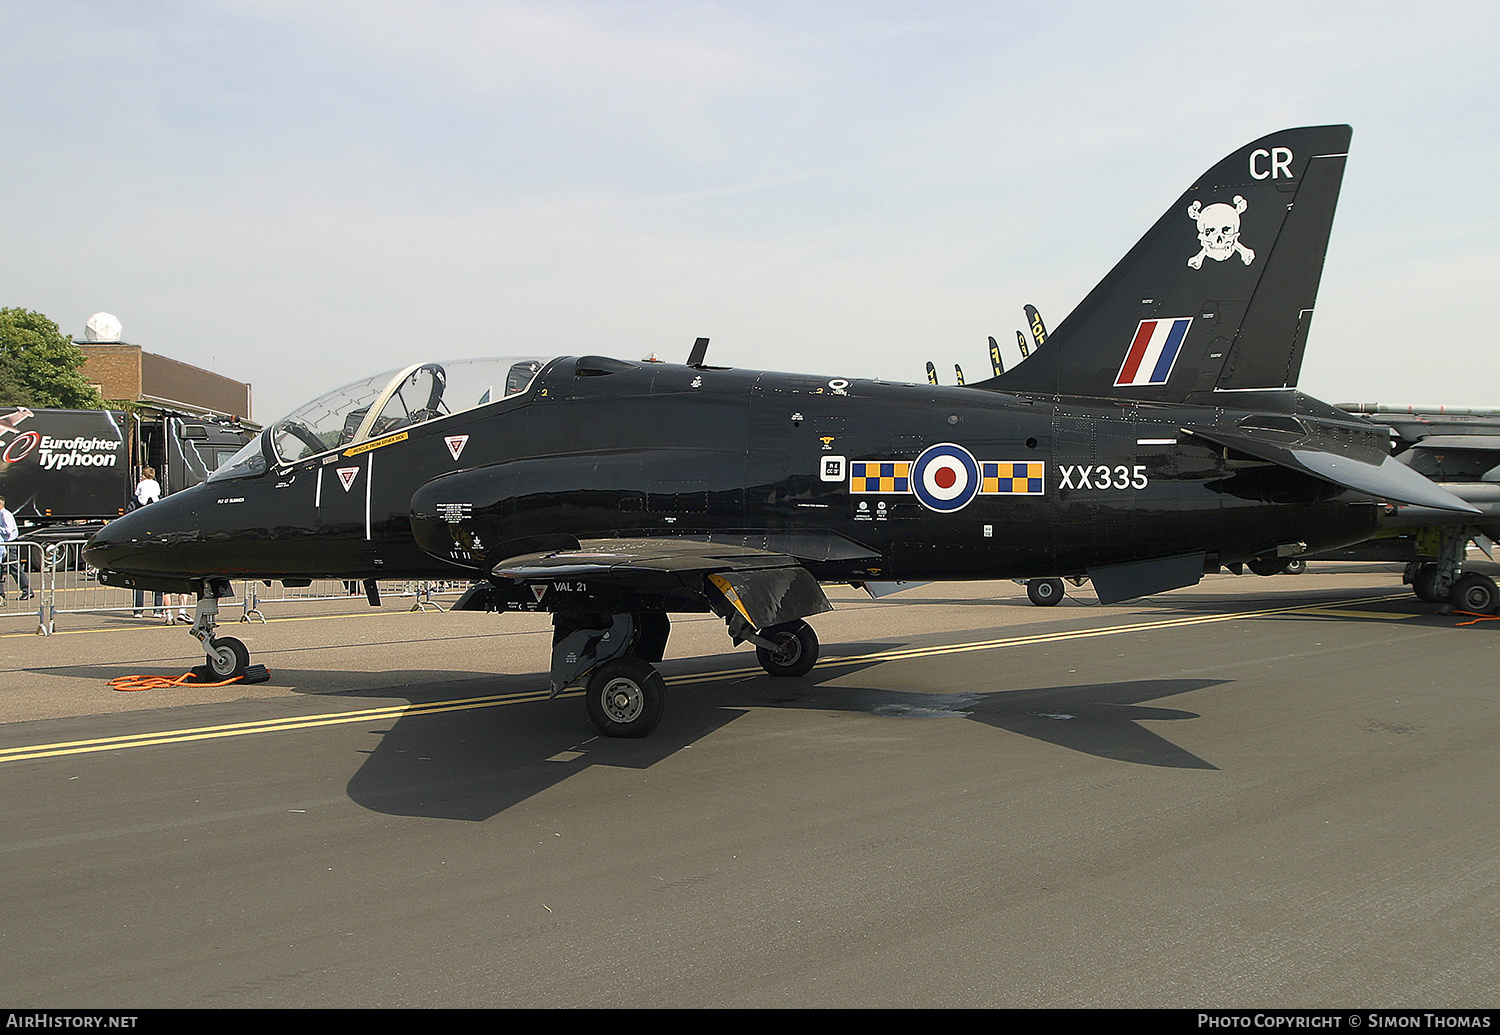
[{"left": 3, "top": 1, "right": 1497, "bottom": 421}]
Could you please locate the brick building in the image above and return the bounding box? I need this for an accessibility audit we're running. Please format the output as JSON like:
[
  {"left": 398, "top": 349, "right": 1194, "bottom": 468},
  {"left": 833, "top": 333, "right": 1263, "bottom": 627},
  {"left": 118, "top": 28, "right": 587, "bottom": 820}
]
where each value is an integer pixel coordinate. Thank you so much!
[{"left": 77, "top": 342, "right": 253, "bottom": 421}]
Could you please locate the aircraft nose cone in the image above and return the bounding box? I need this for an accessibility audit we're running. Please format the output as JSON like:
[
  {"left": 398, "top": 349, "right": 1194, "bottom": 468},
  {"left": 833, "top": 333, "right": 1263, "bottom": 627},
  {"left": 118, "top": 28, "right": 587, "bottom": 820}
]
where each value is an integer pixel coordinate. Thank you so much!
[
  {"left": 82, "top": 508, "right": 151, "bottom": 573},
  {"left": 82, "top": 488, "right": 206, "bottom": 577}
]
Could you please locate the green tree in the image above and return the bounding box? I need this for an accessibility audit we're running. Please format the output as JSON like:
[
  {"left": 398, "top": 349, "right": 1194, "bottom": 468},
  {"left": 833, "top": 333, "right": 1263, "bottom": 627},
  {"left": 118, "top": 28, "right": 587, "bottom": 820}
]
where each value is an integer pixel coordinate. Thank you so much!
[{"left": 0, "top": 308, "right": 105, "bottom": 409}]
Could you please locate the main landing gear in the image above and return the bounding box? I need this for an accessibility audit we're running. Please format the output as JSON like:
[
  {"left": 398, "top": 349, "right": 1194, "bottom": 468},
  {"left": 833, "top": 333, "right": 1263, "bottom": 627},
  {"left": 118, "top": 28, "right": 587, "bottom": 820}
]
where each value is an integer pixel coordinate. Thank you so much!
[
  {"left": 1248, "top": 556, "right": 1307, "bottom": 576},
  {"left": 1403, "top": 529, "right": 1500, "bottom": 615},
  {"left": 1406, "top": 562, "right": 1500, "bottom": 614},
  {"left": 584, "top": 658, "right": 666, "bottom": 738},
  {"left": 551, "top": 611, "right": 821, "bottom": 738},
  {"left": 1025, "top": 578, "right": 1065, "bottom": 606},
  {"left": 1019, "top": 576, "right": 1087, "bottom": 606}
]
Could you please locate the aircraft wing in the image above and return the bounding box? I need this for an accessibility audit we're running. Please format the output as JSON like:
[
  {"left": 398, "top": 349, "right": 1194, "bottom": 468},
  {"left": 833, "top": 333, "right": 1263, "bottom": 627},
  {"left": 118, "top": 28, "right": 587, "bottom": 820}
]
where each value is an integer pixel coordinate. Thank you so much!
[
  {"left": 492, "top": 537, "right": 833, "bottom": 630},
  {"left": 1183, "top": 426, "right": 1480, "bottom": 514}
]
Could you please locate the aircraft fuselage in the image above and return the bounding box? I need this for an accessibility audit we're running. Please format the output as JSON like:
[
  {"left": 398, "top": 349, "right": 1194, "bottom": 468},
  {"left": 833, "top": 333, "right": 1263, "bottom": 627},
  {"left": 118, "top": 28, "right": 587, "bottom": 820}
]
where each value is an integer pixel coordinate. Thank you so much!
[{"left": 87, "top": 355, "right": 1380, "bottom": 595}]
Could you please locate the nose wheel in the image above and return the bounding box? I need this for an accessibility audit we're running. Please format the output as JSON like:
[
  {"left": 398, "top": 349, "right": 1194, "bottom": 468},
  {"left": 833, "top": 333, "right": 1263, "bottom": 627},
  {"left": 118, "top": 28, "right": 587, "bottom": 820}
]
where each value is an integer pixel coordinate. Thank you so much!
[
  {"left": 206, "top": 636, "right": 251, "bottom": 680},
  {"left": 183, "top": 584, "right": 268, "bottom": 684}
]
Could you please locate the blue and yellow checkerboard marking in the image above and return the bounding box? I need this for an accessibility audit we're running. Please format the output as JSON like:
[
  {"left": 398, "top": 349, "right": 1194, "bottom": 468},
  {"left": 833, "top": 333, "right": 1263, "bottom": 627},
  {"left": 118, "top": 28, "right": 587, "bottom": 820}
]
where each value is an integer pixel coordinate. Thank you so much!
[
  {"left": 850, "top": 460, "right": 911, "bottom": 494},
  {"left": 980, "top": 461, "right": 1045, "bottom": 495},
  {"left": 850, "top": 458, "right": 1044, "bottom": 497}
]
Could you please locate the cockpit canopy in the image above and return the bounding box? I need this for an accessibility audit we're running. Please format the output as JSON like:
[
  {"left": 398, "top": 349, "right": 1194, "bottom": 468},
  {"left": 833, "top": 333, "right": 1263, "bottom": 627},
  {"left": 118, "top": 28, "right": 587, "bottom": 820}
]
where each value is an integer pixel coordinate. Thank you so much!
[{"left": 210, "top": 357, "right": 551, "bottom": 482}]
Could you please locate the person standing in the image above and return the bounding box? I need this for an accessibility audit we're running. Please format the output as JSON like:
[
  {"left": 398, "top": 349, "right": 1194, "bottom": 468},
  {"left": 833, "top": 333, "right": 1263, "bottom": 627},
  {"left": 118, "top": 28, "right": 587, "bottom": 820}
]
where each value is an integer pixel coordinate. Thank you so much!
[
  {"left": 0, "top": 494, "right": 33, "bottom": 602},
  {"left": 131, "top": 468, "right": 163, "bottom": 617},
  {"left": 134, "top": 467, "right": 161, "bottom": 507},
  {"left": 134, "top": 471, "right": 192, "bottom": 624}
]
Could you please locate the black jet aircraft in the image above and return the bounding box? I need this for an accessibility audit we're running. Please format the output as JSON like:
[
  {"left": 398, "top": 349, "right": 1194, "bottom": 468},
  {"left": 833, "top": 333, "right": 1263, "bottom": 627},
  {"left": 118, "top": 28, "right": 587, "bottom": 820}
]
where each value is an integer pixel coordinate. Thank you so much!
[
  {"left": 84, "top": 125, "right": 1477, "bottom": 739},
  {"left": 1300, "top": 403, "right": 1500, "bottom": 609}
]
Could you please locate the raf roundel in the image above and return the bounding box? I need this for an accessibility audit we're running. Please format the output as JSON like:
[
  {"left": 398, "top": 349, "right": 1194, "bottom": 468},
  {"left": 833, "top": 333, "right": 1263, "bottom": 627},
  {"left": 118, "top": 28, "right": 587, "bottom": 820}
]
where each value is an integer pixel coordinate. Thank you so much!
[{"left": 911, "top": 443, "right": 981, "bottom": 513}]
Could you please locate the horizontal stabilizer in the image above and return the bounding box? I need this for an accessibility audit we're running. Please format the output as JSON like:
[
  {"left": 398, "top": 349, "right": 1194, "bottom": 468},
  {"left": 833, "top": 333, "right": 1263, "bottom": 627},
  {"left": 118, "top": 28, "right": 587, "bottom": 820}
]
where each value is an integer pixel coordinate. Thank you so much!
[{"left": 1185, "top": 427, "right": 1480, "bottom": 514}]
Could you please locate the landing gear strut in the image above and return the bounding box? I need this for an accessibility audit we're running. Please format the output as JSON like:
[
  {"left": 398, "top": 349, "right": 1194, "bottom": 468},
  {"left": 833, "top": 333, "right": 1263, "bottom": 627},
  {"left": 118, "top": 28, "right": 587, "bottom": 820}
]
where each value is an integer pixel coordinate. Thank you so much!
[
  {"left": 185, "top": 580, "right": 266, "bottom": 682},
  {"left": 551, "top": 612, "right": 671, "bottom": 738},
  {"left": 552, "top": 605, "right": 824, "bottom": 737}
]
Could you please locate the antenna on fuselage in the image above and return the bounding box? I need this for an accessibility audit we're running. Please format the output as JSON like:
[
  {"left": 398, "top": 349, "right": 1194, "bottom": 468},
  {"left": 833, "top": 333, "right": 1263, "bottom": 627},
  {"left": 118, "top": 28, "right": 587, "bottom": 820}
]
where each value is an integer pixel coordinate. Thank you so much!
[{"left": 687, "top": 337, "right": 710, "bottom": 367}]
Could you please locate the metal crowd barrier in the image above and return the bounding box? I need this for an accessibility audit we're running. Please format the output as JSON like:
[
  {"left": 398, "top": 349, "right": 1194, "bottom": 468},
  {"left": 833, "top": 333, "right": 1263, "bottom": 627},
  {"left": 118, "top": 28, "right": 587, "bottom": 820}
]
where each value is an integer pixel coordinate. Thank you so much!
[
  {"left": 11, "top": 538, "right": 467, "bottom": 634},
  {"left": 0, "top": 540, "right": 45, "bottom": 633},
  {"left": 35, "top": 539, "right": 151, "bottom": 633},
  {"left": 238, "top": 578, "right": 462, "bottom": 620}
]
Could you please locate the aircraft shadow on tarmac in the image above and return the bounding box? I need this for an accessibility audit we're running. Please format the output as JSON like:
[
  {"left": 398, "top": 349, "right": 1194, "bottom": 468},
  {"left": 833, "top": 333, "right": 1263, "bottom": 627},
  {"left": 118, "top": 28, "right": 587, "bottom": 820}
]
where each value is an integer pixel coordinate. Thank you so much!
[
  {"left": 328, "top": 651, "right": 1226, "bottom": 821},
  {"left": 39, "top": 650, "right": 1223, "bottom": 822}
]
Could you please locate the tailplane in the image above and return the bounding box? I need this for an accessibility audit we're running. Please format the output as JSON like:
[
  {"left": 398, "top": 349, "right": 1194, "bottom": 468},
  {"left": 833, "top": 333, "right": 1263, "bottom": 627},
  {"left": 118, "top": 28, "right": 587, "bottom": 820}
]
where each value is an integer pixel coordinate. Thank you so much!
[{"left": 981, "top": 125, "right": 1351, "bottom": 402}]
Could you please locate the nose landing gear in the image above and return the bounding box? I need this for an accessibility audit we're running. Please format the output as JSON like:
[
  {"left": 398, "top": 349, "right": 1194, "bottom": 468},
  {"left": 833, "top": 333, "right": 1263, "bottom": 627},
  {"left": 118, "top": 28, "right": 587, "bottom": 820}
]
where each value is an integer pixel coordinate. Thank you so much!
[{"left": 185, "top": 581, "right": 269, "bottom": 683}]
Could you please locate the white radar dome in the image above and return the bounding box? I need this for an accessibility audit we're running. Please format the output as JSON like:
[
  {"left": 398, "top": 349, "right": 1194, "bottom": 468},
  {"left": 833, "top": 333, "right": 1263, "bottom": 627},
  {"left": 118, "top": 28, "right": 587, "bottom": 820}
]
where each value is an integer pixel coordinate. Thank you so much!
[{"left": 84, "top": 313, "right": 123, "bottom": 341}]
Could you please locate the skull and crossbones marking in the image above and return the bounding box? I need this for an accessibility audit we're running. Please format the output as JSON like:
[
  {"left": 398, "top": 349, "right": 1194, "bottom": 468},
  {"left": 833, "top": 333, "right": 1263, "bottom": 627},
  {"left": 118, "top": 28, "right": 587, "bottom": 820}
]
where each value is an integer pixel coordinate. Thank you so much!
[{"left": 1187, "top": 195, "right": 1255, "bottom": 269}]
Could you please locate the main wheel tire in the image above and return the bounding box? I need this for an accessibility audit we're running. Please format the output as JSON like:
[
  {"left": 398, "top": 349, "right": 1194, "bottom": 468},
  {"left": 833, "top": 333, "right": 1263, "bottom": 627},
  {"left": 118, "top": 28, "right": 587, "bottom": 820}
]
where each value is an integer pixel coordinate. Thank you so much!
[
  {"left": 1282, "top": 557, "right": 1307, "bottom": 575},
  {"left": 755, "top": 619, "right": 819, "bottom": 677},
  {"left": 1411, "top": 564, "right": 1443, "bottom": 603},
  {"left": 206, "top": 636, "right": 250, "bottom": 679},
  {"left": 1026, "top": 578, "right": 1065, "bottom": 606},
  {"left": 585, "top": 658, "right": 665, "bottom": 738},
  {"left": 1248, "top": 557, "right": 1287, "bottom": 576},
  {"left": 1449, "top": 572, "right": 1500, "bottom": 614}
]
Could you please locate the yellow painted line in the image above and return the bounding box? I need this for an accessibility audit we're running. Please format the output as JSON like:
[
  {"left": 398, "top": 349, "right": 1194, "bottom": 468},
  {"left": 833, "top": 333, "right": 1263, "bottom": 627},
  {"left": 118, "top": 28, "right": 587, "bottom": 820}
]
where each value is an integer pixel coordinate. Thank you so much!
[
  {"left": 666, "top": 592, "right": 1412, "bottom": 685},
  {"left": 0, "top": 592, "right": 1411, "bottom": 764},
  {"left": 0, "top": 688, "right": 583, "bottom": 763}
]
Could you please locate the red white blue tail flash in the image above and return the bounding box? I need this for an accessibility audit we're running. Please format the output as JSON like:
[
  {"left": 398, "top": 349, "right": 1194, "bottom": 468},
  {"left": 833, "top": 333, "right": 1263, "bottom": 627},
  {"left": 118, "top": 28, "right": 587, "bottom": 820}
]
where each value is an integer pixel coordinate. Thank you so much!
[{"left": 1115, "top": 317, "right": 1193, "bottom": 387}]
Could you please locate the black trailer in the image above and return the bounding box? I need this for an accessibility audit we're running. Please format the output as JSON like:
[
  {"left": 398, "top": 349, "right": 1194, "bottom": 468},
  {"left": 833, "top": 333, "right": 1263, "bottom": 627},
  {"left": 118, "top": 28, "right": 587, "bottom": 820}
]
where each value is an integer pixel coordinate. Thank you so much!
[{"left": 0, "top": 405, "right": 255, "bottom": 525}]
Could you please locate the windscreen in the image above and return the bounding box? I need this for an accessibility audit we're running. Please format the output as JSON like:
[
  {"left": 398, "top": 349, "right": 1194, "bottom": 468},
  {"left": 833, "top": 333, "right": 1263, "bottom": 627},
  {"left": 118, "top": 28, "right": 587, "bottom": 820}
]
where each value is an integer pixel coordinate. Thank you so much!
[{"left": 209, "top": 357, "right": 550, "bottom": 481}]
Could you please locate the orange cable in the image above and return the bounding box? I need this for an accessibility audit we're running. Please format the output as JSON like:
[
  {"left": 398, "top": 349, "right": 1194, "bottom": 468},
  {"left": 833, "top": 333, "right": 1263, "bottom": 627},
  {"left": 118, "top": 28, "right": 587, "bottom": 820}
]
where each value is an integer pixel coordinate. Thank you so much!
[{"left": 109, "top": 673, "right": 245, "bottom": 692}]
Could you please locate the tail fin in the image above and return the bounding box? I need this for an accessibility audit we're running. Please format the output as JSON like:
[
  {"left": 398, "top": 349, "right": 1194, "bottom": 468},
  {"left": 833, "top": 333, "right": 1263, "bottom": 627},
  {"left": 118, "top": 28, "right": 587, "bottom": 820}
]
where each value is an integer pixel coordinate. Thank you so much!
[{"left": 982, "top": 125, "right": 1351, "bottom": 402}]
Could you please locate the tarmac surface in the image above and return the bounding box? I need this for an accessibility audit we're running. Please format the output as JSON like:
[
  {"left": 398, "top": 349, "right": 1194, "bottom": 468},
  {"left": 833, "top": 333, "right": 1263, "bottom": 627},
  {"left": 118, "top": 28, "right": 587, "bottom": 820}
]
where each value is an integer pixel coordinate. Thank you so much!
[{"left": 1, "top": 562, "right": 1497, "bottom": 1008}]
